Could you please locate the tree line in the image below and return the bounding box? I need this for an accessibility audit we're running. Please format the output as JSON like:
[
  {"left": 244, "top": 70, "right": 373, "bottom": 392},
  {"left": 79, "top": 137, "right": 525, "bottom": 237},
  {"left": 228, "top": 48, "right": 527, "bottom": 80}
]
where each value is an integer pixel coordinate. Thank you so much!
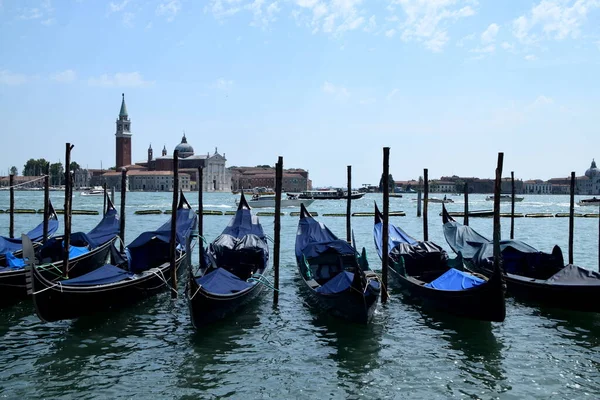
[{"left": 10, "top": 159, "right": 81, "bottom": 186}]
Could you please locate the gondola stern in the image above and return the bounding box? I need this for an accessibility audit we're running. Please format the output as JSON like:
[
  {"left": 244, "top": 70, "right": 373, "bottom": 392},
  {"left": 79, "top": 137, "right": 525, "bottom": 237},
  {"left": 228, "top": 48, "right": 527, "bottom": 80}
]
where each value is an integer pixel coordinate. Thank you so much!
[
  {"left": 442, "top": 203, "right": 455, "bottom": 224},
  {"left": 238, "top": 192, "right": 251, "bottom": 211},
  {"left": 299, "top": 203, "right": 312, "bottom": 219},
  {"left": 374, "top": 202, "right": 382, "bottom": 225}
]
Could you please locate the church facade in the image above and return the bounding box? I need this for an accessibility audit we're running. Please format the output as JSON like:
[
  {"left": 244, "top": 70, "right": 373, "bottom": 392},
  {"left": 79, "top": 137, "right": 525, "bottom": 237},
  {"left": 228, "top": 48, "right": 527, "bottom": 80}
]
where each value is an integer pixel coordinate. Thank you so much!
[{"left": 101, "top": 94, "right": 231, "bottom": 192}]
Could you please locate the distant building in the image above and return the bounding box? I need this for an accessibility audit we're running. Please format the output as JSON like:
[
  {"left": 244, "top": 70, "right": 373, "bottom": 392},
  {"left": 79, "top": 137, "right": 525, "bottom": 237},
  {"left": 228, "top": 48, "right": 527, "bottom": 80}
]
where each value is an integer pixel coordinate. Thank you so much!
[
  {"left": 577, "top": 159, "right": 600, "bottom": 195},
  {"left": 230, "top": 167, "right": 311, "bottom": 192},
  {"left": 524, "top": 179, "right": 552, "bottom": 194},
  {"left": 429, "top": 180, "right": 455, "bottom": 193},
  {"left": 109, "top": 94, "right": 231, "bottom": 191}
]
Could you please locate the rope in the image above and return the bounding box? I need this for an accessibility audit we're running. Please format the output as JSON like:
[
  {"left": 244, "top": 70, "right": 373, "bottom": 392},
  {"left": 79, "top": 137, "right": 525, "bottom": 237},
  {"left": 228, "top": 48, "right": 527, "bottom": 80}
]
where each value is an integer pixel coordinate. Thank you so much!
[
  {"left": 150, "top": 268, "right": 178, "bottom": 295},
  {"left": 32, "top": 282, "right": 61, "bottom": 295},
  {"left": 0, "top": 175, "right": 48, "bottom": 190},
  {"left": 189, "top": 282, "right": 203, "bottom": 300},
  {"left": 247, "top": 273, "right": 279, "bottom": 291}
]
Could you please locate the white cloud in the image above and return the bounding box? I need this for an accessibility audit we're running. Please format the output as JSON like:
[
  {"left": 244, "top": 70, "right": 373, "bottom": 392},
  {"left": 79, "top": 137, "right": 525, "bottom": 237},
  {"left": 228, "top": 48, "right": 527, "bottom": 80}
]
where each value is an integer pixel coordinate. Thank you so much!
[
  {"left": 385, "top": 28, "right": 396, "bottom": 37},
  {"left": 245, "top": 0, "right": 281, "bottom": 28},
  {"left": 88, "top": 72, "right": 154, "bottom": 87},
  {"left": 0, "top": 70, "right": 30, "bottom": 85},
  {"left": 394, "top": 0, "right": 477, "bottom": 52},
  {"left": 531, "top": 95, "right": 554, "bottom": 107},
  {"left": 525, "top": 54, "right": 537, "bottom": 61},
  {"left": 364, "top": 15, "right": 377, "bottom": 32},
  {"left": 156, "top": 0, "right": 182, "bottom": 22},
  {"left": 19, "top": 0, "right": 54, "bottom": 23},
  {"left": 213, "top": 78, "right": 234, "bottom": 90},
  {"left": 456, "top": 33, "right": 475, "bottom": 47},
  {"left": 471, "top": 44, "right": 495, "bottom": 53},
  {"left": 386, "top": 88, "right": 399, "bottom": 100},
  {"left": 322, "top": 81, "right": 350, "bottom": 98},
  {"left": 512, "top": 0, "right": 600, "bottom": 43},
  {"left": 109, "top": 0, "right": 130, "bottom": 13},
  {"left": 501, "top": 41, "right": 514, "bottom": 50},
  {"left": 481, "top": 23, "right": 499, "bottom": 43},
  {"left": 122, "top": 12, "right": 135, "bottom": 27},
  {"left": 51, "top": 69, "right": 77, "bottom": 83}
]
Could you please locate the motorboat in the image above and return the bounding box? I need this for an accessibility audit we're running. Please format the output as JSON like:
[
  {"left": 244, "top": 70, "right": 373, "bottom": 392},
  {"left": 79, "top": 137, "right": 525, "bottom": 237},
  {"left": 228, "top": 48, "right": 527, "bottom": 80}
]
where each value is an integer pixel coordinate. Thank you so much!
[
  {"left": 296, "top": 189, "right": 364, "bottom": 200},
  {"left": 486, "top": 195, "right": 524, "bottom": 202},
  {"left": 578, "top": 197, "right": 600, "bottom": 206},
  {"left": 236, "top": 194, "right": 315, "bottom": 208},
  {"left": 81, "top": 187, "right": 104, "bottom": 196}
]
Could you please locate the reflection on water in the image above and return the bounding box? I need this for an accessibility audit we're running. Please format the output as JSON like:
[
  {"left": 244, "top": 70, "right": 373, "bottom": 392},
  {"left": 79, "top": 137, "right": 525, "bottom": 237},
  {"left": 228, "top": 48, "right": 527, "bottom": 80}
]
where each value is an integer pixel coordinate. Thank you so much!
[{"left": 2, "top": 192, "right": 600, "bottom": 398}]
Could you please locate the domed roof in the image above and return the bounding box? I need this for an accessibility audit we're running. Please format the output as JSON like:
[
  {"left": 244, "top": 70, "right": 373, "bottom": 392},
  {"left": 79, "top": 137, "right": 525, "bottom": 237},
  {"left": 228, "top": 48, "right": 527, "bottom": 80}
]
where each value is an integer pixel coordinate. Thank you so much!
[
  {"left": 174, "top": 133, "right": 194, "bottom": 158},
  {"left": 585, "top": 159, "right": 600, "bottom": 179}
]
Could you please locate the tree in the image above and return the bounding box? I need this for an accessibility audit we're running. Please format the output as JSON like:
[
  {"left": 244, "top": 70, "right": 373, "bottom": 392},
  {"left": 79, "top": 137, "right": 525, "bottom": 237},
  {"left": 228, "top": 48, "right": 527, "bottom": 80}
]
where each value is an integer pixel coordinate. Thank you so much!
[
  {"left": 379, "top": 173, "right": 396, "bottom": 192},
  {"left": 69, "top": 161, "right": 80, "bottom": 171},
  {"left": 255, "top": 165, "right": 271, "bottom": 168},
  {"left": 454, "top": 179, "right": 466, "bottom": 193},
  {"left": 9, "top": 166, "right": 18, "bottom": 176},
  {"left": 49, "top": 162, "right": 64, "bottom": 186},
  {"left": 23, "top": 158, "right": 49, "bottom": 176}
]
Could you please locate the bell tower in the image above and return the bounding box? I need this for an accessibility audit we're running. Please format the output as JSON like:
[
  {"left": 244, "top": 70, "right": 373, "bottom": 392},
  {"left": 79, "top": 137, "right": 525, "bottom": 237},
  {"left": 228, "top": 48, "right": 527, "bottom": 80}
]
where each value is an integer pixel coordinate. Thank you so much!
[
  {"left": 147, "top": 143, "right": 153, "bottom": 164},
  {"left": 115, "top": 93, "right": 132, "bottom": 169}
]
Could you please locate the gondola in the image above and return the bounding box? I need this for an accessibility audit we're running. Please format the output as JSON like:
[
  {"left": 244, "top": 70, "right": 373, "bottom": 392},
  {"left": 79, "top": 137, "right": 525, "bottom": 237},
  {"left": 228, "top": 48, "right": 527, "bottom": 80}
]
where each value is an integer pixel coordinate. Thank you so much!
[
  {"left": 0, "top": 196, "right": 119, "bottom": 308},
  {"left": 188, "top": 193, "right": 269, "bottom": 327},
  {"left": 442, "top": 205, "right": 600, "bottom": 312},
  {"left": 295, "top": 203, "right": 380, "bottom": 324},
  {"left": 0, "top": 199, "right": 59, "bottom": 267},
  {"left": 26, "top": 191, "right": 197, "bottom": 322},
  {"left": 373, "top": 203, "right": 505, "bottom": 322}
]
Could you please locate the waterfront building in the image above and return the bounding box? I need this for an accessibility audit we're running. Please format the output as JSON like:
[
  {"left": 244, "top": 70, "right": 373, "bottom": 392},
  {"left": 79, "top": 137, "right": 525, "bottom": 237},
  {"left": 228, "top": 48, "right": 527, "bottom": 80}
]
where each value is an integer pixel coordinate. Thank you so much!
[
  {"left": 229, "top": 166, "right": 311, "bottom": 192},
  {"left": 577, "top": 159, "right": 600, "bottom": 195},
  {"left": 524, "top": 179, "right": 552, "bottom": 194}
]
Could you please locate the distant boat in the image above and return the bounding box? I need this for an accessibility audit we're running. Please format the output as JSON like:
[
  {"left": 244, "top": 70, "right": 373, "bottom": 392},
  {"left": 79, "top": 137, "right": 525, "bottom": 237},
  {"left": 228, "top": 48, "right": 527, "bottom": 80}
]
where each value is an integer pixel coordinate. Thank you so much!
[
  {"left": 486, "top": 195, "right": 524, "bottom": 202},
  {"left": 389, "top": 193, "right": 403, "bottom": 198},
  {"left": 81, "top": 187, "right": 104, "bottom": 196},
  {"left": 578, "top": 197, "right": 600, "bottom": 206},
  {"left": 420, "top": 197, "right": 454, "bottom": 204},
  {"left": 297, "top": 189, "right": 364, "bottom": 200},
  {"left": 236, "top": 194, "right": 315, "bottom": 208}
]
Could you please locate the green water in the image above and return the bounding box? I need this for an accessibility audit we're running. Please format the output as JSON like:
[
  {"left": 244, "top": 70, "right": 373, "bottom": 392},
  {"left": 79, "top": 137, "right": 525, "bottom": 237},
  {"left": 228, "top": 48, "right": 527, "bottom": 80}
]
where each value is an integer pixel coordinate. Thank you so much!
[{"left": 0, "top": 191, "right": 598, "bottom": 399}]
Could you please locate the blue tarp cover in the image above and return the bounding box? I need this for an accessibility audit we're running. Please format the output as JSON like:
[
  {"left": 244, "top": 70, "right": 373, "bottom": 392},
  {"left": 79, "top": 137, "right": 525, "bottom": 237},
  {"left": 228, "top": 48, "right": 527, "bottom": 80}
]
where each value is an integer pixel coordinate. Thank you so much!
[
  {"left": 222, "top": 205, "right": 265, "bottom": 239},
  {"left": 127, "top": 207, "right": 197, "bottom": 273},
  {"left": 296, "top": 215, "right": 355, "bottom": 259},
  {"left": 424, "top": 268, "right": 485, "bottom": 290},
  {"left": 373, "top": 221, "right": 418, "bottom": 259},
  {"left": 315, "top": 271, "right": 355, "bottom": 294},
  {"left": 84, "top": 208, "right": 120, "bottom": 247},
  {"left": 196, "top": 267, "right": 252, "bottom": 294},
  {"left": 60, "top": 264, "right": 131, "bottom": 286},
  {"left": 5, "top": 251, "right": 26, "bottom": 268},
  {"left": 0, "top": 219, "right": 59, "bottom": 255}
]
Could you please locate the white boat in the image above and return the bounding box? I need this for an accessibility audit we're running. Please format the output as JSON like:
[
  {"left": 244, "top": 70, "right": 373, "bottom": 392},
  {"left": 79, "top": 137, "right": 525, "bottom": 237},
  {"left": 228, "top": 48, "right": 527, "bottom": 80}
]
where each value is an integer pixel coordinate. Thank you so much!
[
  {"left": 420, "top": 197, "right": 454, "bottom": 204},
  {"left": 578, "top": 197, "right": 600, "bottom": 206},
  {"left": 296, "top": 189, "right": 364, "bottom": 200},
  {"left": 236, "top": 194, "right": 315, "bottom": 208},
  {"left": 81, "top": 187, "right": 104, "bottom": 196},
  {"left": 486, "top": 195, "right": 524, "bottom": 202}
]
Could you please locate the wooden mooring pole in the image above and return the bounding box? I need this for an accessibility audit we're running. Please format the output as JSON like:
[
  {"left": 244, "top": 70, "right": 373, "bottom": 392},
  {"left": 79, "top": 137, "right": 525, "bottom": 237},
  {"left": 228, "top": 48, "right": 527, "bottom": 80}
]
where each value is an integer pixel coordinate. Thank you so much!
[
  {"left": 463, "top": 181, "right": 469, "bottom": 226},
  {"left": 43, "top": 163, "right": 49, "bottom": 243},
  {"left": 273, "top": 156, "right": 283, "bottom": 305},
  {"left": 346, "top": 165, "right": 352, "bottom": 243},
  {"left": 382, "top": 147, "right": 390, "bottom": 304},
  {"left": 62, "top": 143, "right": 74, "bottom": 277},
  {"left": 423, "top": 168, "right": 429, "bottom": 241},
  {"left": 103, "top": 182, "right": 107, "bottom": 216},
  {"left": 119, "top": 169, "right": 127, "bottom": 253},
  {"left": 9, "top": 174, "right": 14, "bottom": 238},
  {"left": 417, "top": 190, "right": 422, "bottom": 217},
  {"left": 197, "top": 166, "right": 204, "bottom": 267},
  {"left": 510, "top": 171, "right": 515, "bottom": 240},
  {"left": 170, "top": 151, "right": 179, "bottom": 299},
  {"left": 569, "top": 171, "right": 575, "bottom": 265},
  {"left": 493, "top": 153, "right": 504, "bottom": 272}
]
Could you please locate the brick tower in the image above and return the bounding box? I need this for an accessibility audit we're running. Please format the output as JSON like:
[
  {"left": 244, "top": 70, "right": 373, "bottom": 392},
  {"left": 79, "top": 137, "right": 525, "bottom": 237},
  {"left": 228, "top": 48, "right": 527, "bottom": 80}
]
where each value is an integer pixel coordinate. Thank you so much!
[{"left": 115, "top": 93, "right": 132, "bottom": 169}]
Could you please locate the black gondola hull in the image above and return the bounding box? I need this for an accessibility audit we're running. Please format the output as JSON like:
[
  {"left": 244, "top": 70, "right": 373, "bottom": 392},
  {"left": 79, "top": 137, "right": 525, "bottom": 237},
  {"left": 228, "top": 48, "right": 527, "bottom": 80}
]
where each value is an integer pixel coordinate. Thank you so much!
[
  {"left": 28, "top": 256, "right": 184, "bottom": 322},
  {"left": 388, "top": 266, "right": 506, "bottom": 322},
  {"left": 469, "top": 262, "right": 600, "bottom": 312},
  {"left": 188, "top": 277, "right": 265, "bottom": 327},
  {"left": 0, "top": 237, "right": 116, "bottom": 308},
  {"left": 297, "top": 270, "right": 380, "bottom": 324}
]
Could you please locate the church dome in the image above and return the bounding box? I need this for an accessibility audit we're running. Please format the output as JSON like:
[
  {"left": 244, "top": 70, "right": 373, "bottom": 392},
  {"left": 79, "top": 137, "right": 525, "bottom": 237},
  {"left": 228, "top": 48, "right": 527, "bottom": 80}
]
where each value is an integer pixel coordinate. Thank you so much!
[
  {"left": 585, "top": 159, "right": 600, "bottom": 179},
  {"left": 174, "top": 134, "right": 194, "bottom": 158}
]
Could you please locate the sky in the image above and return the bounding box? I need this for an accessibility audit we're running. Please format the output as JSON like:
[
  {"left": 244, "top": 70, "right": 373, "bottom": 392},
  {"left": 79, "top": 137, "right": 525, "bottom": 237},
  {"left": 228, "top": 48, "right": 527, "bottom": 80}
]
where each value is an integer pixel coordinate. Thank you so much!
[{"left": 1, "top": 0, "right": 599, "bottom": 187}]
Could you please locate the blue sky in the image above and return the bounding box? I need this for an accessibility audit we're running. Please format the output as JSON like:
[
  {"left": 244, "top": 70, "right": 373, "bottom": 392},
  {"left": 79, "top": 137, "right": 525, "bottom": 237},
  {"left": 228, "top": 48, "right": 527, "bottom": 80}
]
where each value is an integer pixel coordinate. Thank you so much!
[{"left": 1, "top": 0, "right": 599, "bottom": 187}]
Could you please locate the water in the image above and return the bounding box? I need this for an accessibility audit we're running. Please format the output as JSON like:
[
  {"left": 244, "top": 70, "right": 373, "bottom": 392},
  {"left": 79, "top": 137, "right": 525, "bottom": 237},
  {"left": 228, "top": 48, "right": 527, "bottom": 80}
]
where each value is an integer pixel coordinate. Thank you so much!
[{"left": 0, "top": 191, "right": 599, "bottom": 399}]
